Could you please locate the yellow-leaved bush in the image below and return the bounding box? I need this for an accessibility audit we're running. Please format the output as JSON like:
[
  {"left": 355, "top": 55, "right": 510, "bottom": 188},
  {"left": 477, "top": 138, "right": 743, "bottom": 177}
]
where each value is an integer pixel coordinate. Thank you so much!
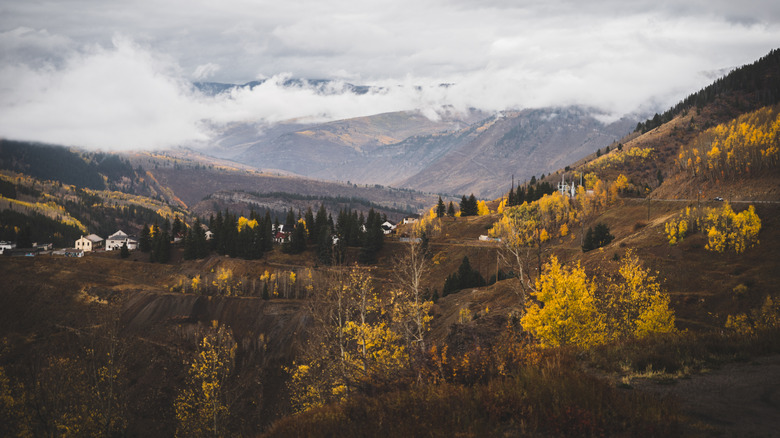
[
  {"left": 725, "top": 295, "right": 780, "bottom": 336},
  {"left": 521, "top": 251, "right": 675, "bottom": 349},
  {"left": 664, "top": 202, "right": 761, "bottom": 253}
]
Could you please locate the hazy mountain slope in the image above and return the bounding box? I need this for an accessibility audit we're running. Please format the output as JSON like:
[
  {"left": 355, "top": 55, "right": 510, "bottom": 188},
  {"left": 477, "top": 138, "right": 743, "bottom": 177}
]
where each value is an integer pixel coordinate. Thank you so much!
[
  {"left": 225, "top": 107, "right": 636, "bottom": 198},
  {"left": 399, "top": 107, "right": 636, "bottom": 197},
  {"left": 231, "top": 110, "right": 486, "bottom": 178}
]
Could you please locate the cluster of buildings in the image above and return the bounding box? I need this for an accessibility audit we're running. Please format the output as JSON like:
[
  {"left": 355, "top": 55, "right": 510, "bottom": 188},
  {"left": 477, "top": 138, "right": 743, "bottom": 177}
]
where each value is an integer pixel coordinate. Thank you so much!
[
  {"left": 4, "top": 215, "right": 419, "bottom": 258},
  {"left": 75, "top": 230, "right": 138, "bottom": 252}
]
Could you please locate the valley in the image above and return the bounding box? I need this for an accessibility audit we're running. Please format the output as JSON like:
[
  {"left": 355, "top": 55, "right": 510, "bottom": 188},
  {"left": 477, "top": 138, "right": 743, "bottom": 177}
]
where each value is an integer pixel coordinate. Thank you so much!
[{"left": 1, "top": 48, "right": 779, "bottom": 437}]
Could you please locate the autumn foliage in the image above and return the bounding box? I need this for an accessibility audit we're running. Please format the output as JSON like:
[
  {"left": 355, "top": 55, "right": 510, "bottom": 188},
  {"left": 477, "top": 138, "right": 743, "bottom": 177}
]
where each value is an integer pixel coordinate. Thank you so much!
[
  {"left": 665, "top": 202, "right": 761, "bottom": 253},
  {"left": 677, "top": 104, "right": 780, "bottom": 180},
  {"left": 522, "top": 251, "right": 676, "bottom": 349}
]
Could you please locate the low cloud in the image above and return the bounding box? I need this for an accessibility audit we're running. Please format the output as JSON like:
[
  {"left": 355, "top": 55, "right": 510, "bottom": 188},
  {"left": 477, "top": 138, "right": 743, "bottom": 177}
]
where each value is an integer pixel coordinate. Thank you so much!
[
  {"left": 193, "top": 63, "right": 221, "bottom": 80},
  {"left": 1, "top": 0, "right": 779, "bottom": 152}
]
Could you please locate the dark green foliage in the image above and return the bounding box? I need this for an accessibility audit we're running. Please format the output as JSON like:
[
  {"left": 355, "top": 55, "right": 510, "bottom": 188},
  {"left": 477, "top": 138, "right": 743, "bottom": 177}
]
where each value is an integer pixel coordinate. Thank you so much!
[
  {"left": 183, "top": 218, "right": 209, "bottom": 260},
  {"left": 582, "top": 223, "right": 614, "bottom": 252},
  {"left": 0, "top": 140, "right": 105, "bottom": 190},
  {"left": 459, "top": 194, "right": 479, "bottom": 217},
  {"left": 119, "top": 242, "right": 130, "bottom": 258},
  {"left": 488, "top": 269, "right": 515, "bottom": 285},
  {"left": 15, "top": 224, "right": 33, "bottom": 249},
  {"left": 94, "top": 153, "right": 134, "bottom": 181},
  {"left": 283, "top": 221, "right": 308, "bottom": 255},
  {"left": 171, "top": 216, "right": 184, "bottom": 239},
  {"left": 0, "top": 179, "right": 17, "bottom": 199},
  {"left": 447, "top": 202, "right": 455, "bottom": 217},
  {"left": 582, "top": 227, "right": 594, "bottom": 253},
  {"left": 336, "top": 208, "right": 363, "bottom": 247},
  {"left": 317, "top": 226, "right": 333, "bottom": 265},
  {"left": 150, "top": 225, "right": 171, "bottom": 263},
  {"left": 505, "top": 176, "right": 556, "bottom": 206},
  {"left": 228, "top": 190, "right": 413, "bottom": 217},
  {"left": 359, "top": 208, "right": 384, "bottom": 264},
  {"left": 436, "top": 197, "right": 445, "bottom": 218},
  {"left": 207, "top": 209, "right": 273, "bottom": 260},
  {"left": 284, "top": 208, "right": 296, "bottom": 232},
  {"left": 442, "top": 256, "right": 486, "bottom": 296},
  {"left": 304, "top": 207, "right": 315, "bottom": 242},
  {"left": 0, "top": 209, "right": 80, "bottom": 248},
  {"left": 139, "top": 225, "right": 152, "bottom": 252},
  {"left": 62, "top": 189, "right": 169, "bottom": 238}
]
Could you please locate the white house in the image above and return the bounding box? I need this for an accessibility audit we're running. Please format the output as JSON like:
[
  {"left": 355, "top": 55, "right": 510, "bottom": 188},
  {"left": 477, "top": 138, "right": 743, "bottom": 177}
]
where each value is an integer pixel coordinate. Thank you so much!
[
  {"left": 106, "top": 230, "right": 138, "bottom": 251},
  {"left": 75, "top": 234, "right": 104, "bottom": 252},
  {"left": 0, "top": 241, "right": 15, "bottom": 254},
  {"left": 381, "top": 220, "right": 397, "bottom": 235},
  {"left": 402, "top": 215, "right": 421, "bottom": 225}
]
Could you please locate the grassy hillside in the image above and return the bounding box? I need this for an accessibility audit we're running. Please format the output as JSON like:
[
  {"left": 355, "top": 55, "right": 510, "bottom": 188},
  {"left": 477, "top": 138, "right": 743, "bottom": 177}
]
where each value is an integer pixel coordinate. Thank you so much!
[{"left": 1, "top": 50, "right": 779, "bottom": 437}]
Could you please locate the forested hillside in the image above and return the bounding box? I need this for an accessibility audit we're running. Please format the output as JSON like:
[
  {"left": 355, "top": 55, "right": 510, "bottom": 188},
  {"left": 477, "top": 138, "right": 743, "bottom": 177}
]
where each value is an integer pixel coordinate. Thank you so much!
[{"left": 1, "top": 49, "right": 779, "bottom": 437}]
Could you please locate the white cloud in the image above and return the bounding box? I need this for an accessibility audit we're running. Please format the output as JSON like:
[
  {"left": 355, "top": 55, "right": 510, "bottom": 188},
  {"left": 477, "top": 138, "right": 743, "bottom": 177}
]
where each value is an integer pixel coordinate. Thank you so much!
[
  {"left": 0, "top": 0, "right": 778, "bottom": 151},
  {"left": 0, "top": 36, "right": 211, "bottom": 150},
  {"left": 193, "top": 62, "right": 221, "bottom": 80}
]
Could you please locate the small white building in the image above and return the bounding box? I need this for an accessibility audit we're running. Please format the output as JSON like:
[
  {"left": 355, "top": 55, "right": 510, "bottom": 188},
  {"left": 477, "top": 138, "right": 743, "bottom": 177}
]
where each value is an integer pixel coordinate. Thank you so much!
[
  {"left": 381, "top": 220, "right": 397, "bottom": 235},
  {"left": 106, "top": 230, "right": 138, "bottom": 251},
  {"left": 75, "top": 234, "right": 104, "bottom": 252},
  {"left": 402, "top": 215, "right": 420, "bottom": 225},
  {"left": 0, "top": 241, "right": 15, "bottom": 254}
]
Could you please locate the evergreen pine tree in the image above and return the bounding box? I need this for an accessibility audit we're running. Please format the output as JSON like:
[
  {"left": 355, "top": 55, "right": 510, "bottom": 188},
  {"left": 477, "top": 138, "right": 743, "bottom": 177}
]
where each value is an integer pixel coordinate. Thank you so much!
[
  {"left": 436, "top": 196, "right": 445, "bottom": 218},
  {"left": 304, "top": 207, "right": 315, "bottom": 242},
  {"left": 171, "top": 215, "right": 183, "bottom": 239},
  {"left": 120, "top": 242, "right": 130, "bottom": 258},
  {"left": 581, "top": 227, "right": 595, "bottom": 252},
  {"left": 447, "top": 201, "right": 455, "bottom": 217},
  {"left": 284, "top": 208, "right": 296, "bottom": 233},
  {"left": 359, "top": 208, "right": 384, "bottom": 264},
  {"left": 183, "top": 228, "right": 196, "bottom": 260},
  {"left": 139, "top": 225, "right": 152, "bottom": 252},
  {"left": 467, "top": 194, "right": 478, "bottom": 216},
  {"left": 593, "top": 223, "right": 614, "bottom": 249},
  {"left": 317, "top": 226, "right": 333, "bottom": 265},
  {"left": 193, "top": 218, "right": 209, "bottom": 258}
]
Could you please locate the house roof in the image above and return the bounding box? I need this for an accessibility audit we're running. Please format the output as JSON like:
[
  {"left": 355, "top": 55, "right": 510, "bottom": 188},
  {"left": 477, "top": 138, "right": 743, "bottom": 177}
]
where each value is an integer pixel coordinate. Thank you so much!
[
  {"left": 84, "top": 234, "right": 103, "bottom": 242},
  {"left": 107, "top": 230, "right": 128, "bottom": 240}
]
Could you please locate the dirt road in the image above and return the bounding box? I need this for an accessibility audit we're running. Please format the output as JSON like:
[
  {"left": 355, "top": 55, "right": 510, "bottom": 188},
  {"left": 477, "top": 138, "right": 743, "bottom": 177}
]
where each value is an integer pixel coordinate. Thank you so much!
[{"left": 635, "top": 355, "right": 780, "bottom": 437}]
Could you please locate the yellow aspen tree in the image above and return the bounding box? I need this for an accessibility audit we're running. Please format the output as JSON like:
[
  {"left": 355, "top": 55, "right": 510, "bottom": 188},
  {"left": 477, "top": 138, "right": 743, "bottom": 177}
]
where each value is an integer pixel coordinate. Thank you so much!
[
  {"left": 175, "top": 322, "right": 236, "bottom": 438},
  {"left": 521, "top": 256, "right": 605, "bottom": 349},
  {"left": 603, "top": 250, "right": 676, "bottom": 340},
  {"left": 488, "top": 202, "right": 539, "bottom": 305},
  {"left": 477, "top": 200, "right": 490, "bottom": 216},
  {"left": 288, "top": 266, "right": 407, "bottom": 411}
]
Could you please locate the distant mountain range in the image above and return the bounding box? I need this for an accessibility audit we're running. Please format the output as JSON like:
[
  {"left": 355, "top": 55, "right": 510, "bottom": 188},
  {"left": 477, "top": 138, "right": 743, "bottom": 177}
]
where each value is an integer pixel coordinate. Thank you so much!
[
  {"left": 193, "top": 79, "right": 374, "bottom": 96},
  {"left": 198, "top": 101, "right": 636, "bottom": 198}
]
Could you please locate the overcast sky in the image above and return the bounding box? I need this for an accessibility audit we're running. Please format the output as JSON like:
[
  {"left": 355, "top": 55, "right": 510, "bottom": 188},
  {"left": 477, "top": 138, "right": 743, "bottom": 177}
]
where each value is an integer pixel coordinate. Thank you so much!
[{"left": 1, "top": 0, "right": 778, "bottom": 150}]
